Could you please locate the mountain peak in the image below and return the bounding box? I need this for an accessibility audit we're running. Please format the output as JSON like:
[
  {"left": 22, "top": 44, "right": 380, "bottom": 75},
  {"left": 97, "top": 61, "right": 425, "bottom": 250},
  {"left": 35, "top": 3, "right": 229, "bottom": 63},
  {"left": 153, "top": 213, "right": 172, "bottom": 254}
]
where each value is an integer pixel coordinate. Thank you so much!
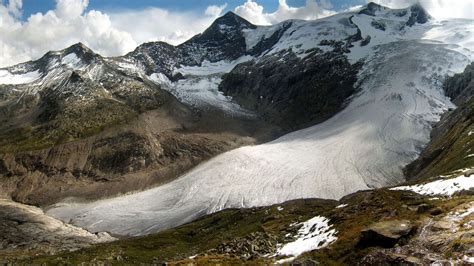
[
  {"left": 359, "top": 2, "right": 386, "bottom": 16},
  {"left": 406, "top": 3, "right": 431, "bottom": 25},
  {"left": 211, "top": 11, "right": 255, "bottom": 30},
  {"left": 60, "top": 42, "right": 101, "bottom": 65},
  {"left": 359, "top": 2, "right": 431, "bottom": 25},
  {"left": 63, "top": 42, "right": 94, "bottom": 56},
  {"left": 222, "top": 11, "right": 238, "bottom": 18}
]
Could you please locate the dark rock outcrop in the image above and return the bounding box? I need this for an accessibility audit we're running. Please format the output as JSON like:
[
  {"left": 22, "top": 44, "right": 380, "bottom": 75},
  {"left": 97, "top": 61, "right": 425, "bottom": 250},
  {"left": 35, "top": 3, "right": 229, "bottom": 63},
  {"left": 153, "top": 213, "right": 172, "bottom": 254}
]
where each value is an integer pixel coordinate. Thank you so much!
[
  {"left": 219, "top": 49, "right": 362, "bottom": 131},
  {"left": 126, "top": 12, "right": 257, "bottom": 77},
  {"left": 359, "top": 2, "right": 386, "bottom": 16},
  {"left": 444, "top": 62, "right": 474, "bottom": 105},
  {"left": 358, "top": 220, "right": 415, "bottom": 248},
  {"left": 406, "top": 4, "right": 431, "bottom": 26}
]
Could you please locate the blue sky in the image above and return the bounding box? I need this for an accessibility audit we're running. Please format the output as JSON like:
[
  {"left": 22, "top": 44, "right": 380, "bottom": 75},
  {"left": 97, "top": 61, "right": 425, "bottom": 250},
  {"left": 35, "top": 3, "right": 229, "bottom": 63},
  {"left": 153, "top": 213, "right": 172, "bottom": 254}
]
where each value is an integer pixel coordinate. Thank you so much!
[{"left": 19, "top": 0, "right": 366, "bottom": 20}]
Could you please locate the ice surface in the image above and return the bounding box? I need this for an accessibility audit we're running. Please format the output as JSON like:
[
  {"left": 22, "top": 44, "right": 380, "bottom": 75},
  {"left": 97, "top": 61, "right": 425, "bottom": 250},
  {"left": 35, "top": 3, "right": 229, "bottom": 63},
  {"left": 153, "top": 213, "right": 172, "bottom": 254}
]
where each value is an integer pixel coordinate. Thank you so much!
[
  {"left": 0, "top": 69, "right": 40, "bottom": 85},
  {"left": 47, "top": 40, "right": 470, "bottom": 236}
]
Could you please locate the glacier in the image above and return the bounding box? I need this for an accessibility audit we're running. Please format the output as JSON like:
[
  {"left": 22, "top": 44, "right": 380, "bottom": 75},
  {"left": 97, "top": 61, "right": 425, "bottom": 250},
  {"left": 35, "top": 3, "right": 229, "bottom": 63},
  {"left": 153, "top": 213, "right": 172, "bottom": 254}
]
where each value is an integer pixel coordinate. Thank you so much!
[{"left": 46, "top": 8, "right": 474, "bottom": 236}]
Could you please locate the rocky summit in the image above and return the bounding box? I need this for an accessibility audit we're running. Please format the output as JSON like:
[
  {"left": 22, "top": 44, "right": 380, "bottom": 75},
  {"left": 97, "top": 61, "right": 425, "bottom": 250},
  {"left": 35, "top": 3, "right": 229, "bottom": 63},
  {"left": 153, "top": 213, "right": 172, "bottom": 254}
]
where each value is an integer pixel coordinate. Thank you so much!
[{"left": 0, "top": 2, "right": 473, "bottom": 265}]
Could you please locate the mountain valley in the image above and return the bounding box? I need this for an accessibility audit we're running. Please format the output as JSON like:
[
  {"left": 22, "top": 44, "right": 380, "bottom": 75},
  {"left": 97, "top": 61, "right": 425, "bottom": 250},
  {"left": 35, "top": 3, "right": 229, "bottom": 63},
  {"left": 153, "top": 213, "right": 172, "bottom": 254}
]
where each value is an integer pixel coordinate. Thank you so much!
[{"left": 0, "top": 2, "right": 473, "bottom": 264}]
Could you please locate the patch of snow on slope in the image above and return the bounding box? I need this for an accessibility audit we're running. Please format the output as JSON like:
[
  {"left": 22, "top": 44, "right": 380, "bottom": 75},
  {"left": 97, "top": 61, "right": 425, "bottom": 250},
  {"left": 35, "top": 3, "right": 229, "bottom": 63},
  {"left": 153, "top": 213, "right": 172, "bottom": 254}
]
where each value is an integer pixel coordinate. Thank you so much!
[
  {"left": 243, "top": 24, "right": 282, "bottom": 50},
  {"left": 0, "top": 69, "right": 41, "bottom": 85},
  {"left": 62, "top": 53, "right": 86, "bottom": 70},
  {"left": 268, "top": 15, "right": 357, "bottom": 56},
  {"left": 115, "top": 61, "right": 143, "bottom": 74},
  {"left": 148, "top": 55, "right": 255, "bottom": 116},
  {"left": 148, "top": 73, "right": 171, "bottom": 87},
  {"left": 175, "top": 55, "right": 253, "bottom": 76},
  {"left": 391, "top": 171, "right": 474, "bottom": 196},
  {"left": 275, "top": 216, "right": 337, "bottom": 263},
  {"left": 151, "top": 75, "right": 253, "bottom": 117}
]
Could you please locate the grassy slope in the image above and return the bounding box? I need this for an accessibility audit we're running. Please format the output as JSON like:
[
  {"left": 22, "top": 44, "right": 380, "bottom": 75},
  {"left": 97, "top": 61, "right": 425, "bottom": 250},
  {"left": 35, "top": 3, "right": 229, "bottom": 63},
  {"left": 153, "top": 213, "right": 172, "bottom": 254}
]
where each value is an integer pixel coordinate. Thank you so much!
[{"left": 16, "top": 185, "right": 473, "bottom": 265}]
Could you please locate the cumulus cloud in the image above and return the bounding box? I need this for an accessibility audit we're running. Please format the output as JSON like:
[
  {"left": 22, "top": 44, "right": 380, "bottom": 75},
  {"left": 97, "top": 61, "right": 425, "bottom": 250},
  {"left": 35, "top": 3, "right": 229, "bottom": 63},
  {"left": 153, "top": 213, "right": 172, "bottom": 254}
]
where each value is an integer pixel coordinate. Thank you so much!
[
  {"left": 6, "top": 0, "right": 22, "bottom": 17},
  {"left": 56, "top": 0, "right": 89, "bottom": 18},
  {"left": 108, "top": 5, "right": 225, "bottom": 46},
  {"left": 369, "top": 0, "right": 474, "bottom": 19},
  {"left": 234, "top": 0, "right": 336, "bottom": 25},
  {"left": 205, "top": 4, "right": 228, "bottom": 17},
  {"left": 0, "top": 0, "right": 137, "bottom": 67}
]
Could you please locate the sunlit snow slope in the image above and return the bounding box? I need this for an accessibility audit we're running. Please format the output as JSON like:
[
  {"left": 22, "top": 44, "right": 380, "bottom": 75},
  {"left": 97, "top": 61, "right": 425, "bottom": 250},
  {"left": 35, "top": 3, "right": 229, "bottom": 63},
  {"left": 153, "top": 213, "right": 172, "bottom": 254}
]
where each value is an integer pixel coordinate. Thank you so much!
[{"left": 47, "top": 6, "right": 473, "bottom": 236}]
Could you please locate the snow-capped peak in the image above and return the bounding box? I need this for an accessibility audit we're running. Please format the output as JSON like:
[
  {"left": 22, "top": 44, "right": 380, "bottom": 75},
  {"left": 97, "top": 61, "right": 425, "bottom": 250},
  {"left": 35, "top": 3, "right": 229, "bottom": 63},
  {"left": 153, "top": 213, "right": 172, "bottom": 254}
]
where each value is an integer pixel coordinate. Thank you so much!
[
  {"left": 208, "top": 11, "right": 256, "bottom": 32},
  {"left": 59, "top": 42, "right": 101, "bottom": 68},
  {"left": 358, "top": 2, "right": 431, "bottom": 26}
]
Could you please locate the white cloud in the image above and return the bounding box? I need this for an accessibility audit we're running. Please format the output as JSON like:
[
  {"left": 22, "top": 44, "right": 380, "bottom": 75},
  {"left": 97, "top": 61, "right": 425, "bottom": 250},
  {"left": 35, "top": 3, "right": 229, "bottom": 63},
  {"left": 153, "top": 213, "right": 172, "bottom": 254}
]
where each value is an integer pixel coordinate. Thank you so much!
[
  {"left": 234, "top": 0, "right": 336, "bottom": 25},
  {"left": 108, "top": 5, "right": 225, "bottom": 46},
  {"left": 6, "top": 0, "right": 22, "bottom": 17},
  {"left": 0, "top": 0, "right": 137, "bottom": 67},
  {"left": 369, "top": 0, "right": 474, "bottom": 19},
  {"left": 56, "top": 0, "right": 89, "bottom": 18},
  {"left": 205, "top": 4, "right": 228, "bottom": 17}
]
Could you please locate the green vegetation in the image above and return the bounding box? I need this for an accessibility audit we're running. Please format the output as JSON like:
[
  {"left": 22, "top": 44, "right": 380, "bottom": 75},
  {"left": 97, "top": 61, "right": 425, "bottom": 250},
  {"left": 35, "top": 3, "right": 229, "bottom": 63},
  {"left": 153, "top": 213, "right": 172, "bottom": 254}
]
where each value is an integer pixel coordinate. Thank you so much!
[{"left": 0, "top": 98, "right": 136, "bottom": 153}]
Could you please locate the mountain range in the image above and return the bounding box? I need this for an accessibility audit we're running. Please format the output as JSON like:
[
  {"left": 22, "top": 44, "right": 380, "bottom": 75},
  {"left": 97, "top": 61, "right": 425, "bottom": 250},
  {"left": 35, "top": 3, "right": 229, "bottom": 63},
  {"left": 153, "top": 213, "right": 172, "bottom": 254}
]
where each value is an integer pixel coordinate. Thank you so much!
[{"left": 0, "top": 2, "right": 473, "bottom": 264}]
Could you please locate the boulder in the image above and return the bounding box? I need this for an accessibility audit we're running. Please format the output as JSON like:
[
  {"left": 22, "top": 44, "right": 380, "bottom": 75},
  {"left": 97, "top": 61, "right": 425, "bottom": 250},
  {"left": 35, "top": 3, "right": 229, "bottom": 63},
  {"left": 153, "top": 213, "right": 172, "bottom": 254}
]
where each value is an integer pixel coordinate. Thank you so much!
[
  {"left": 430, "top": 220, "right": 455, "bottom": 232},
  {"left": 358, "top": 220, "right": 415, "bottom": 248}
]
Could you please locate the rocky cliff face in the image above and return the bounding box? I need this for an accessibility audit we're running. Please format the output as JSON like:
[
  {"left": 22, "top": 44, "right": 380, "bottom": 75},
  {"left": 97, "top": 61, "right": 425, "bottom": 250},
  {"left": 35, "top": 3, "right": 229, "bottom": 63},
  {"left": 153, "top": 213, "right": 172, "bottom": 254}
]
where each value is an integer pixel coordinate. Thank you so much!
[{"left": 219, "top": 49, "right": 362, "bottom": 130}]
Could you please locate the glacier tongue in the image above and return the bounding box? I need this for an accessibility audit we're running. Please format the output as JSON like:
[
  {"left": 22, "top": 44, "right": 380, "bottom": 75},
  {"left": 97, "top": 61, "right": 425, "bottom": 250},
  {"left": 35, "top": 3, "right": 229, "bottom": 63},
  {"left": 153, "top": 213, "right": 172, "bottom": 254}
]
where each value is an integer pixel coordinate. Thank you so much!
[{"left": 46, "top": 41, "right": 470, "bottom": 236}]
